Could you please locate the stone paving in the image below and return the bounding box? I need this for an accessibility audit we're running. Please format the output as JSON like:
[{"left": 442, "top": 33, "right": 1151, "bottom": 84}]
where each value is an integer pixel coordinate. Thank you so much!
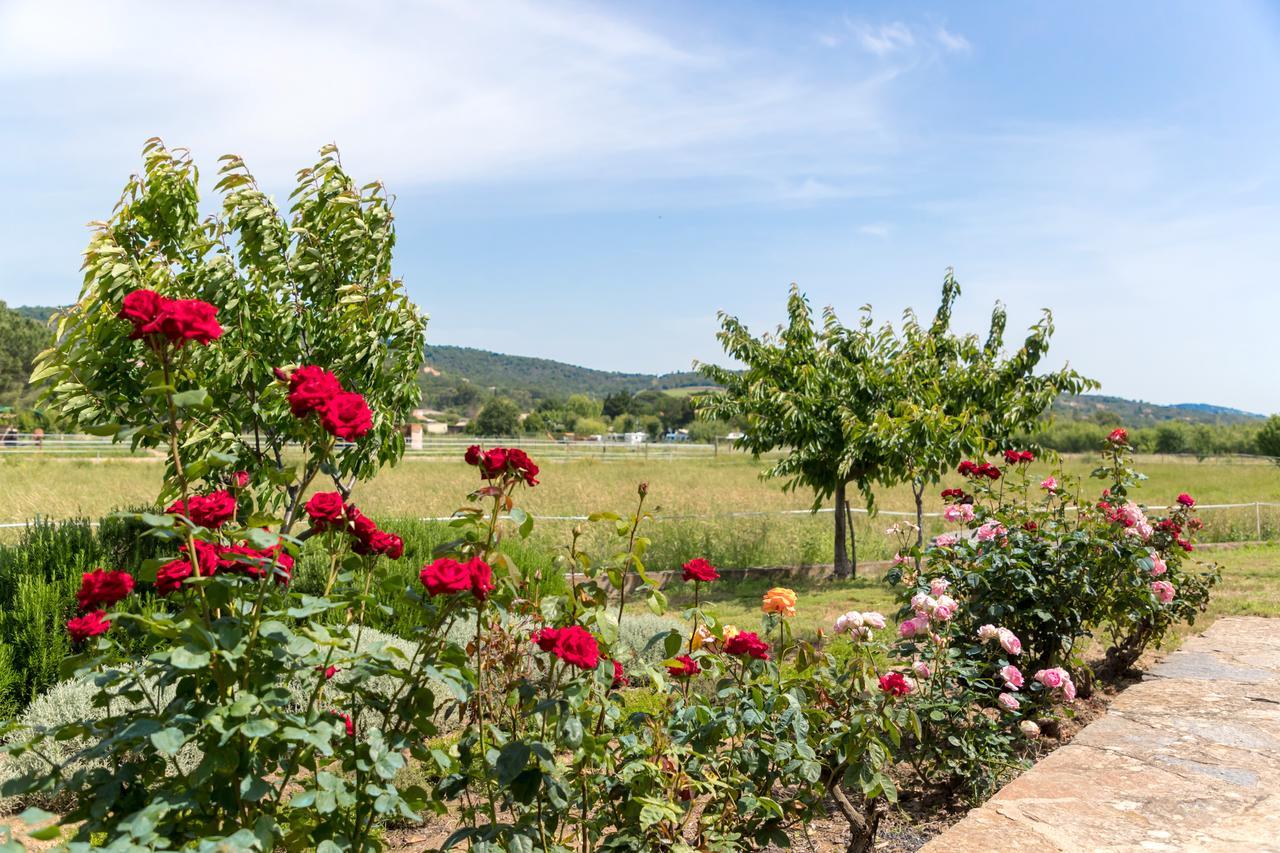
[{"left": 922, "top": 617, "right": 1280, "bottom": 852}]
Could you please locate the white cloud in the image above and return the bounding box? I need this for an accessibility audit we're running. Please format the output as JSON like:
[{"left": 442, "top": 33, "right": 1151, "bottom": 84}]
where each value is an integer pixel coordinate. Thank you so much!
[
  {"left": 0, "top": 0, "right": 906, "bottom": 192},
  {"left": 935, "top": 27, "right": 972, "bottom": 53},
  {"left": 852, "top": 22, "right": 916, "bottom": 56},
  {"left": 858, "top": 223, "right": 890, "bottom": 238}
]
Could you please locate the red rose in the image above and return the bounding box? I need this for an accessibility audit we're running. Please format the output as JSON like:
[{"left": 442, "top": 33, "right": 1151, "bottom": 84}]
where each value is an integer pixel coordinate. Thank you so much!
[
  {"left": 347, "top": 507, "right": 378, "bottom": 542},
  {"left": 1108, "top": 427, "right": 1128, "bottom": 445},
  {"left": 321, "top": 392, "right": 373, "bottom": 440},
  {"left": 505, "top": 448, "right": 539, "bottom": 486},
  {"left": 957, "top": 460, "right": 977, "bottom": 476},
  {"left": 218, "top": 544, "right": 294, "bottom": 583},
  {"left": 1003, "top": 450, "right": 1022, "bottom": 465},
  {"left": 531, "top": 625, "right": 599, "bottom": 670},
  {"left": 532, "top": 627, "right": 560, "bottom": 654},
  {"left": 287, "top": 366, "right": 343, "bottom": 417},
  {"left": 1176, "top": 493, "right": 1195, "bottom": 508},
  {"left": 67, "top": 610, "right": 110, "bottom": 642},
  {"left": 480, "top": 447, "right": 508, "bottom": 479},
  {"left": 333, "top": 711, "right": 355, "bottom": 737},
  {"left": 231, "top": 471, "right": 250, "bottom": 489},
  {"left": 667, "top": 654, "right": 701, "bottom": 678},
  {"left": 609, "top": 659, "right": 628, "bottom": 690},
  {"left": 148, "top": 299, "right": 223, "bottom": 347},
  {"left": 722, "top": 630, "right": 770, "bottom": 660},
  {"left": 681, "top": 557, "right": 719, "bottom": 583},
  {"left": 155, "top": 558, "right": 193, "bottom": 595},
  {"left": 179, "top": 490, "right": 238, "bottom": 529},
  {"left": 118, "top": 289, "right": 165, "bottom": 338},
  {"left": 420, "top": 558, "right": 473, "bottom": 597},
  {"left": 305, "top": 491, "right": 347, "bottom": 530},
  {"left": 464, "top": 445, "right": 483, "bottom": 466},
  {"left": 467, "top": 557, "right": 494, "bottom": 601},
  {"left": 76, "top": 568, "right": 135, "bottom": 610},
  {"left": 1023, "top": 521, "right": 1038, "bottom": 531},
  {"left": 940, "top": 488, "right": 965, "bottom": 500},
  {"left": 321, "top": 665, "right": 339, "bottom": 680},
  {"left": 373, "top": 532, "right": 404, "bottom": 560},
  {"left": 181, "top": 540, "right": 221, "bottom": 577},
  {"left": 878, "top": 671, "right": 912, "bottom": 697}
]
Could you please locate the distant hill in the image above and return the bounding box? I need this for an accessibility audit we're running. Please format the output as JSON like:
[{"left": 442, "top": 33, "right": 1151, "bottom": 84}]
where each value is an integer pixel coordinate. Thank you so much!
[
  {"left": 1052, "top": 394, "right": 1264, "bottom": 426},
  {"left": 10, "top": 305, "right": 61, "bottom": 324},
  {"left": 423, "top": 344, "right": 707, "bottom": 398},
  {"left": 8, "top": 305, "right": 1267, "bottom": 421}
]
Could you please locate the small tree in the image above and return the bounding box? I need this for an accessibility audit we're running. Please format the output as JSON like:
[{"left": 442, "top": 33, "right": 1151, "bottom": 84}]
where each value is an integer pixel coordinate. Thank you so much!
[
  {"left": 474, "top": 396, "right": 522, "bottom": 436},
  {"left": 871, "top": 271, "right": 1095, "bottom": 548},
  {"left": 31, "top": 140, "right": 426, "bottom": 531},
  {"left": 698, "top": 286, "right": 896, "bottom": 576},
  {"left": 1257, "top": 415, "right": 1280, "bottom": 462}
]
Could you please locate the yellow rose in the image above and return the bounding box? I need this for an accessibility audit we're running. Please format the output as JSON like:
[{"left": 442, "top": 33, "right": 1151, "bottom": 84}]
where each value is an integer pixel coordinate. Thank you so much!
[
  {"left": 720, "top": 624, "right": 740, "bottom": 642},
  {"left": 761, "top": 587, "right": 797, "bottom": 617},
  {"left": 690, "top": 625, "right": 715, "bottom": 651}
]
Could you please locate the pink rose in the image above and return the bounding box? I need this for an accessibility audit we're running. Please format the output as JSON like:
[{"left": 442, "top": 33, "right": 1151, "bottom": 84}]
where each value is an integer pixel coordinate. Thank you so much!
[
  {"left": 1034, "top": 667, "right": 1072, "bottom": 691},
  {"left": 976, "top": 624, "right": 999, "bottom": 641},
  {"left": 975, "top": 521, "right": 1007, "bottom": 542},
  {"left": 834, "top": 611, "right": 864, "bottom": 633},
  {"left": 997, "top": 693, "right": 1020, "bottom": 712},
  {"left": 997, "top": 628, "right": 1022, "bottom": 656},
  {"left": 943, "top": 503, "right": 975, "bottom": 523},
  {"left": 932, "top": 603, "right": 955, "bottom": 622},
  {"left": 1040, "top": 476, "right": 1058, "bottom": 492},
  {"left": 932, "top": 533, "right": 959, "bottom": 548},
  {"left": 861, "top": 611, "right": 886, "bottom": 630},
  {"left": 1063, "top": 679, "right": 1077, "bottom": 701},
  {"left": 913, "top": 661, "right": 932, "bottom": 679},
  {"left": 1001, "top": 664, "right": 1024, "bottom": 690},
  {"left": 1149, "top": 554, "right": 1167, "bottom": 576},
  {"left": 929, "top": 577, "right": 950, "bottom": 596},
  {"left": 1151, "top": 580, "right": 1176, "bottom": 603}
]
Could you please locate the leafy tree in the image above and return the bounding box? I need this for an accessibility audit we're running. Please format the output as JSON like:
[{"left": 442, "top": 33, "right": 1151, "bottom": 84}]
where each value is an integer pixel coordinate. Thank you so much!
[
  {"left": 474, "top": 396, "right": 522, "bottom": 436},
  {"left": 698, "top": 286, "right": 896, "bottom": 576},
  {"left": 1257, "top": 415, "right": 1280, "bottom": 461},
  {"left": 699, "top": 273, "right": 1092, "bottom": 576},
  {"left": 0, "top": 301, "right": 47, "bottom": 405},
  {"left": 566, "top": 393, "right": 602, "bottom": 419},
  {"left": 32, "top": 139, "right": 425, "bottom": 531},
  {"left": 870, "top": 271, "right": 1094, "bottom": 549},
  {"left": 602, "top": 390, "right": 633, "bottom": 418}
]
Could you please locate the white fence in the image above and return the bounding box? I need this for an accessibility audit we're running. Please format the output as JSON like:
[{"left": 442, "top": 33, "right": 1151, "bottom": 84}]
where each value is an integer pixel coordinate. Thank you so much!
[{"left": 0, "top": 433, "right": 729, "bottom": 460}]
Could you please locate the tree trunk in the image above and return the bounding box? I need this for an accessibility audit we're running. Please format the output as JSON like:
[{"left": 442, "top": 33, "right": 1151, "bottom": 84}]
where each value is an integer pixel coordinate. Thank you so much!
[
  {"left": 831, "top": 783, "right": 880, "bottom": 853},
  {"left": 912, "top": 478, "right": 925, "bottom": 572},
  {"left": 834, "top": 480, "right": 856, "bottom": 578}
]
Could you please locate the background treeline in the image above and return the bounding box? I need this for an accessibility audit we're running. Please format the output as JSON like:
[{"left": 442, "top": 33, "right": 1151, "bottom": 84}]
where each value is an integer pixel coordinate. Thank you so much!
[
  {"left": 3, "top": 302, "right": 1278, "bottom": 456},
  {"left": 1031, "top": 418, "right": 1267, "bottom": 458}
]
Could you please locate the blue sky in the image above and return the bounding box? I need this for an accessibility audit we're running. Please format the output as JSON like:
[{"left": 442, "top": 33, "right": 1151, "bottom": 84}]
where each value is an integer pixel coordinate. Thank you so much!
[{"left": 2, "top": 1, "right": 1279, "bottom": 411}]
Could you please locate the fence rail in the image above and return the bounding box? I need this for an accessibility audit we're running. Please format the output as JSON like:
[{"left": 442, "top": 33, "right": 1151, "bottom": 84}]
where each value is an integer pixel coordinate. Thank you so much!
[{"left": 0, "top": 433, "right": 726, "bottom": 459}]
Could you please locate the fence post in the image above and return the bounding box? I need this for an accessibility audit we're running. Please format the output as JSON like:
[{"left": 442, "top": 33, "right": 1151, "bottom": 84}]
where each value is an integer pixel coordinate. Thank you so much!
[{"left": 1257, "top": 502, "right": 1263, "bottom": 540}]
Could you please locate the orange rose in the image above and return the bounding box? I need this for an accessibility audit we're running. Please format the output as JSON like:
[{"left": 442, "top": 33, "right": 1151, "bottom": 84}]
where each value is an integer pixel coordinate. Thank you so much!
[{"left": 761, "top": 587, "right": 797, "bottom": 617}]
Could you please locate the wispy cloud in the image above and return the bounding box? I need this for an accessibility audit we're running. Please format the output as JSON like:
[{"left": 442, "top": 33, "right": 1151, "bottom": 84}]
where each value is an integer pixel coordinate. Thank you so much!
[
  {"left": 852, "top": 22, "right": 916, "bottom": 56},
  {"left": 935, "top": 27, "right": 972, "bottom": 53},
  {"left": 0, "top": 0, "right": 911, "bottom": 195}
]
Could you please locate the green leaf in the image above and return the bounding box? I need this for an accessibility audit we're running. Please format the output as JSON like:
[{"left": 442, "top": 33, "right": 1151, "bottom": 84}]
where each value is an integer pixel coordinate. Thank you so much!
[
  {"left": 240, "top": 719, "right": 278, "bottom": 738},
  {"left": 169, "top": 646, "right": 211, "bottom": 669},
  {"left": 495, "top": 742, "right": 531, "bottom": 785},
  {"left": 171, "top": 388, "right": 211, "bottom": 408},
  {"left": 150, "top": 727, "right": 185, "bottom": 755}
]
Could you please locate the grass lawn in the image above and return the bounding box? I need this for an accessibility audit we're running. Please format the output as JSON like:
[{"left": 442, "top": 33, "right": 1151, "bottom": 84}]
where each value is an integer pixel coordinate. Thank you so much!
[{"left": 638, "top": 543, "right": 1280, "bottom": 648}]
